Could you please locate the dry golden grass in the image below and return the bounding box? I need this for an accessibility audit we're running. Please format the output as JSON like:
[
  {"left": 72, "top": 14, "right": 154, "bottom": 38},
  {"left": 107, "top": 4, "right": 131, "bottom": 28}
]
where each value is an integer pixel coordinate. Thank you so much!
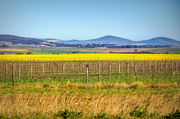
[
  {"left": 64, "top": 81, "right": 179, "bottom": 89},
  {"left": 0, "top": 48, "right": 28, "bottom": 51},
  {"left": 0, "top": 92, "right": 179, "bottom": 118},
  {"left": 0, "top": 82, "right": 179, "bottom": 118}
]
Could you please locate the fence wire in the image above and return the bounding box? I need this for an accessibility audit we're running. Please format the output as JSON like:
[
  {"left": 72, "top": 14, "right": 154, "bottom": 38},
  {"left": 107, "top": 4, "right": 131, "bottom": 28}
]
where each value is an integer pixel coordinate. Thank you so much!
[{"left": 0, "top": 60, "right": 180, "bottom": 85}]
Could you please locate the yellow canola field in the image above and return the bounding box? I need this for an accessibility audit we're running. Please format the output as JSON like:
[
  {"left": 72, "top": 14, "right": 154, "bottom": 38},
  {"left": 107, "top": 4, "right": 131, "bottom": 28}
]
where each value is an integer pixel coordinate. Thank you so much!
[{"left": 0, "top": 54, "right": 180, "bottom": 61}]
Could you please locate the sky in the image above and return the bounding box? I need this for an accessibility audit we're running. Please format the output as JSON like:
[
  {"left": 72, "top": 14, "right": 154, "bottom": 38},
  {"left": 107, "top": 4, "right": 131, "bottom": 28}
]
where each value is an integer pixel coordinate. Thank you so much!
[{"left": 0, "top": 0, "right": 180, "bottom": 41}]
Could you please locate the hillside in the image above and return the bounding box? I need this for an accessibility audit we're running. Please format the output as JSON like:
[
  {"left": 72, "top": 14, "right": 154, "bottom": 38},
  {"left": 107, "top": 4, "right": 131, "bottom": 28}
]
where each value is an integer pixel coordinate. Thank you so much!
[
  {"left": 58, "top": 39, "right": 86, "bottom": 44},
  {"left": 57, "top": 35, "right": 134, "bottom": 45},
  {"left": 57, "top": 36, "right": 180, "bottom": 45},
  {"left": 1, "top": 34, "right": 180, "bottom": 46},
  {"left": 137, "top": 37, "right": 180, "bottom": 45},
  {"left": 86, "top": 35, "right": 134, "bottom": 44},
  {"left": 0, "top": 34, "right": 44, "bottom": 45}
]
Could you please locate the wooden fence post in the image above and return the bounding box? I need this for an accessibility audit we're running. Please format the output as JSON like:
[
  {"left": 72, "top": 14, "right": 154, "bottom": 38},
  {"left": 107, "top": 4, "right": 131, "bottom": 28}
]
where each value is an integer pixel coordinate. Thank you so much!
[
  {"left": 98, "top": 62, "right": 101, "bottom": 82},
  {"left": 72, "top": 63, "right": 76, "bottom": 83},
  {"left": 48, "top": 61, "right": 50, "bottom": 75},
  {"left": 94, "top": 62, "right": 96, "bottom": 73},
  {"left": 34, "top": 62, "right": 36, "bottom": 75},
  {"left": 62, "top": 63, "right": 65, "bottom": 85},
  {"left": 154, "top": 60, "right": 157, "bottom": 71},
  {"left": 148, "top": 61, "right": 151, "bottom": 73},
  {"left": 53, "top": 62, "right": 55, "bottom": 74},
  {"left": 86, "top": 64, "right": 89, "bottom": 84},
  {"left": 31, "top": 64, "right": 33, "bottom": 78},
  {"left": 109, "top": 63, "right": 111, "bottom": 82},
  {"left": 42, "top": 62, "right": 44, "bottom": 76},
  {"left": 134, "top": 62, "right": 137, "bottom": 81},
  {"left": 141, "top": 61, "right": 144, "bottom": 75},
  {"left": 12, "top": 64, "right": 15, "bottom": 86},
  {"left": 83, "top": 61, "right": 85, "bottom": 68},
  {"left": 165, "top": 61, "right": 167, "bottom": 73},
  {"left": 160, "top": 61, "right": 163, "bottom": 73},
  {"left": 58, "top": 63, "right": 61, "bottom": 82},
  {"left": 79, "top": 63, "right": 81, "bottom": 73},
  {"left": 5, "top": 63, "right": 8, "bottom": 80},
  {"left": 126, "top": 62, "right": 129, "bottom": 78},
  {"left": 152, "top": 65, "right": 154, "bottom": 88},
  {"left": 24, "top": 62, "right": 26, "bottom": 75},
  {"left": 19, "top": 63, "right": 21, "bottom": 80},
  {"left": 118, "top": 62, "right": 121, "bottom": 79},
  {"left": 102, "top": 62, "right": 104, "bottom": 83}
]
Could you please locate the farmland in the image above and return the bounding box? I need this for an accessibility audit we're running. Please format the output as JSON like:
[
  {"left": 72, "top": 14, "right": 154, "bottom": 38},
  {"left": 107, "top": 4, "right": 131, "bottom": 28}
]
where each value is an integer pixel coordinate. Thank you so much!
[
  {"left": 0, "top": 54, "right": 180, "bottom": 118},
  {"left": 0, "top": 54, "right": 180, "bottom": 61},
  {"left": 1, "top": 47, "right": 180, "bottom": 54}
]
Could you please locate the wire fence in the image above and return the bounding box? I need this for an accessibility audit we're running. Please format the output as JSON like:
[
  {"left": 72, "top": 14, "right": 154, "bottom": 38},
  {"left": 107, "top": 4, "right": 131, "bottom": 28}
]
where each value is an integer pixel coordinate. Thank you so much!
[{"left": 0, "top": 60, "right": 180, "bottom": 86}]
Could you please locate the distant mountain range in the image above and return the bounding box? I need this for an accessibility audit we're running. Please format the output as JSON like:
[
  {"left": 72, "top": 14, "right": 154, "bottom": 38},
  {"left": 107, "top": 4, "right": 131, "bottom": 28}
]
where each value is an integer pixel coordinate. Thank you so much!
[
  {"left": 136, "top": 37, "right": 180, "bottom": 45},
  {"left": 0, "top": 34, "right": 180, "bottom": 46},
  {"left": 47, "top": 35, "right": 180, "bottom": 45},
  {"left": 86, "top": 35, "right": 134, "bottom": 44},
  {"left": 0, "top": 35, "right": 44, "bottom": 45}
]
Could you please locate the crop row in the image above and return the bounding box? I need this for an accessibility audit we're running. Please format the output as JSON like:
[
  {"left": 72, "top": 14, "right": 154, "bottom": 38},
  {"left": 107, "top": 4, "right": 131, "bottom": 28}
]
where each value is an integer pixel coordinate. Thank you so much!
[
  {"left": 0, "top": 60, "right": 179, "bottom": 85},
  {"left": 0, "top": 54, "right": 180, "bottom": 61}
]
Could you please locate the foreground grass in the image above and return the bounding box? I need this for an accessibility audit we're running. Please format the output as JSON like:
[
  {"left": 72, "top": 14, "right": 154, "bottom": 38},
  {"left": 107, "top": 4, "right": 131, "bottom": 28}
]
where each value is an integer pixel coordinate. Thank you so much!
[{"left": 0, "top": 82, "right": 180, "bottom": 118}]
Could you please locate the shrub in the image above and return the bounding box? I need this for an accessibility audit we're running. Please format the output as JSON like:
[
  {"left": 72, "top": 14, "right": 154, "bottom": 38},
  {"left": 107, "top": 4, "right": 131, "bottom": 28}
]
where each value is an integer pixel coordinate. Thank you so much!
[
  {"left": 130, "top": 106, "right": 148, "bottom": 117},
  {"left": 55, "top": 109, "right": 82, "bottom": 118},
  {"left": 163, "top": 108, "right": 180, "bottom": 119}
]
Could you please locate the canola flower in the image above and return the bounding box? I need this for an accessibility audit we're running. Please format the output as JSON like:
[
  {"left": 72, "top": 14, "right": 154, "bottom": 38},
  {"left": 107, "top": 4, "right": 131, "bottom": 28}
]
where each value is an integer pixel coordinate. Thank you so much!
[{"left": 0, "top": 54, "right": 179, "bottom": 61}]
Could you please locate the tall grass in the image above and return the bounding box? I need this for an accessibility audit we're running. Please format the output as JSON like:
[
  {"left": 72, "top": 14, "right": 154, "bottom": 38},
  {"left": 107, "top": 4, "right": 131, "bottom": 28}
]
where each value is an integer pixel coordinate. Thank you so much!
[
  {"left": 0, "top": 86, "right": 179, "bottom": 118},
  {"left": 0, "top": 57, "right": 179, "bottom": 118}
]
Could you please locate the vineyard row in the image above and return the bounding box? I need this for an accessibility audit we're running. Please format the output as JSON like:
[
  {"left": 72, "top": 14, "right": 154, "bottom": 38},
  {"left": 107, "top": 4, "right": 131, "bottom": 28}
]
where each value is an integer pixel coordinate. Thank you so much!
[{"left": 0, "top": 60, "right": 180, "bottom": 85}]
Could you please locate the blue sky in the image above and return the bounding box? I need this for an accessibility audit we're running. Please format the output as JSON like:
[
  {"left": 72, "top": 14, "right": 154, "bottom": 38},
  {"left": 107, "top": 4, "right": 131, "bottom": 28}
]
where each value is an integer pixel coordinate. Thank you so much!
[{"left": 0, "top": 0, "right": 180, "bottom": 41}]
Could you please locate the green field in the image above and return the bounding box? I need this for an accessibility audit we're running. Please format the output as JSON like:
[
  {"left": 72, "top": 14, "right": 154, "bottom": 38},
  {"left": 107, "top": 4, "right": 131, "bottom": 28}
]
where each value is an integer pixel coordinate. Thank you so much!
[
  {"left": 1, "top": 47, "right": 180, "bottom": 54},
  {"left": 0, "top": 60, "right": 180, "bottom": 118},
  {"left": 28, "top": 48, "right": 100, "bottom": 54},
  {"left": 163, "top": 48, "right": 180, "bottom": 54},
  {"left": 27, "top": 47, "right": 180, "bottom": 54}
]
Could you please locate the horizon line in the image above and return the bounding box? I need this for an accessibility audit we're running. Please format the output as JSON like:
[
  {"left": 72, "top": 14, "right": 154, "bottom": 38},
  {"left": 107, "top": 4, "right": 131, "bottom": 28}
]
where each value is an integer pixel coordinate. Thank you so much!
[{"left": 0, "top": 34, "right": 178, "bottom": 41}]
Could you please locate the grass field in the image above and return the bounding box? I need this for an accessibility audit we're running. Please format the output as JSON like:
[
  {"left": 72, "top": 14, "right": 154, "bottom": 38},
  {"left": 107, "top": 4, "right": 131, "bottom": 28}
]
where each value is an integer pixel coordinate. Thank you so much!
[
  {"left": 0, "top": 47, "right": 180, "bottom": 54},
  {"left": 0, "top": 54, "right": 180, "bottom": 118},
  {"left": 0, "top": 82, "right": 179, "bottom": 118},
  {"left": 28, "top": 48, "right": 98, "bottom": 54}
]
